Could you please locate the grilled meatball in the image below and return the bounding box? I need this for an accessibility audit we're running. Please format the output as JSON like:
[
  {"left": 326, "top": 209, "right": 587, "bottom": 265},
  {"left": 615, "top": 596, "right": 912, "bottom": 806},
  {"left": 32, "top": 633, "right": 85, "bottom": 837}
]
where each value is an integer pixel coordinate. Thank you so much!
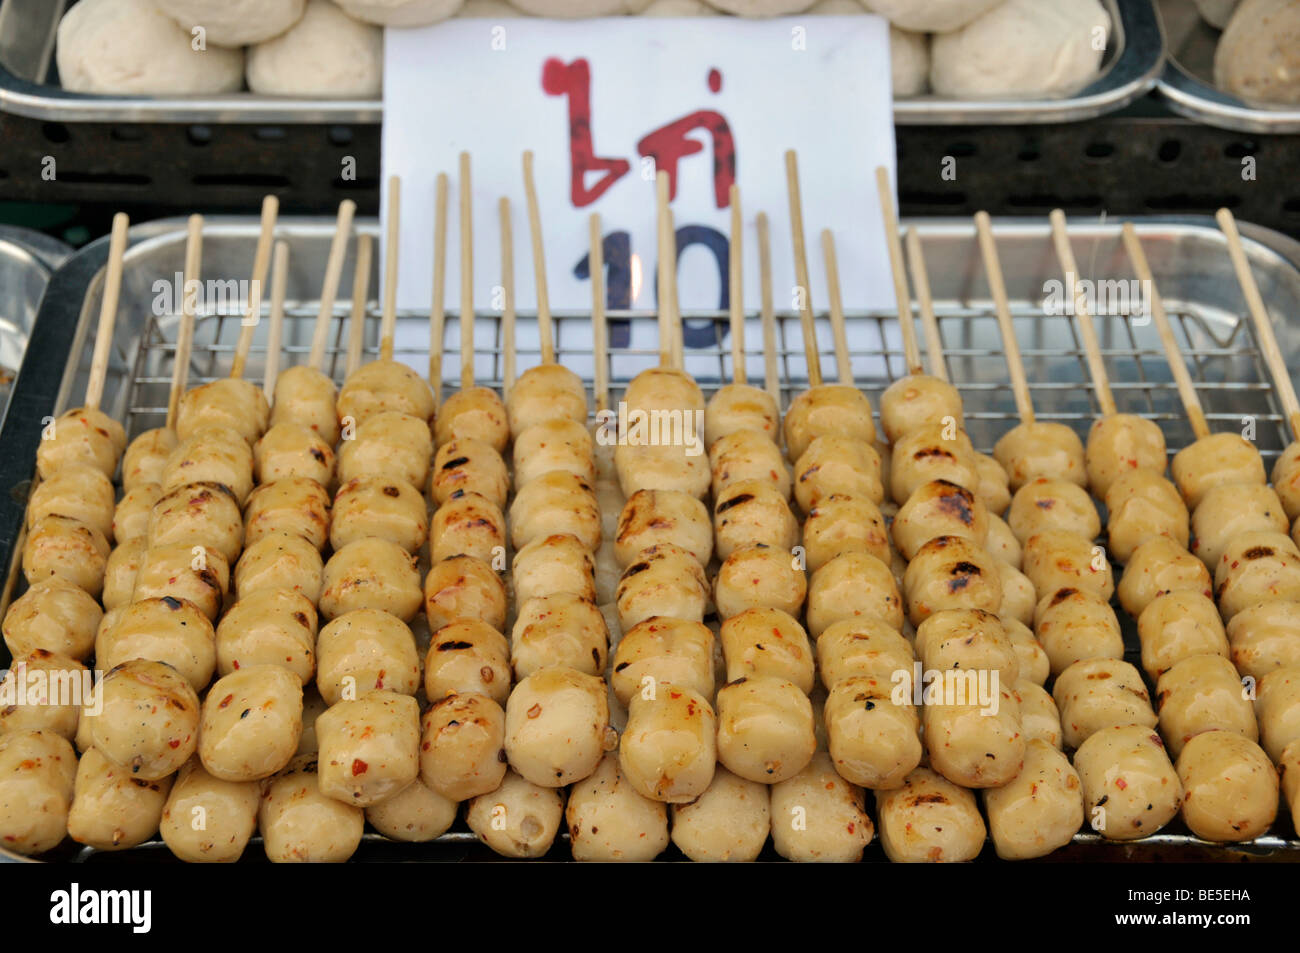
[
  {"left": 802, "top": 493, "right": 891, "bottom": 572},
  {"left": 319, "top": 538, "right": 422, "bottom": 621},
  {"left": 983, "top": 739, "right": 1084, "bottom": 860},
  {"left": 715, "top": 675, "right": 816, "bottom": 784},
  {"left": 510, "top": 471, "right": 601, "bottom": 553},
  {"left": 337, "top": 359, "right": 436, "bottom": 428},
  {"left": 1175, "top": 731, "right": 1277, "bottom": 843},
  {"left": 511, "top": 592, "right": 608, "bottom": 679},
  {"left": 132, "top": 542, "right": 230, "bottom": 620},
  {"left": 616, "top": 489, "right": 712, "bottom": 568},
  {"left": 234, "top": 531, "right": 322, "bottom": 604},
  {"left": 1033, "top": 587, "right": 1124, "bottom": 676},
  {"left": 423, "top": 620, "right": 511, "bottom": 705},
  {"left": 96, "top": 597, "right": 216, "bottom": 693},
  {"left": 122, "top": 427, "right": 178, "bottom": 492},
  {"left": 0, "top": 650, "right": 87, "bottom": 741},
  {"left": 0, "top": 730, "right": 77, "bottom": 855},
  {"left": 36, "top": 407, "right": 126, "bottom": 481},
  {"left": 215, "top": 588, "right": 317, "bottom": 684},
  {"left": 1104, "top": 469, "right": 1190, "bottom": 563},
  {"left": 330, "top": 477, "right": 427, "bottom": 553},
  {"left": 902, "top": 535, "right": 1002, "bottom": 626},
  {"left": 434, "top": 387, "right": 510, "bottom": 458},
  {"left": 259, "top": 755, "right": 363, "bottom": 862},
  {"left": 879, "top": 373, "right": 963, "bottom": 445},
  {"left": 875, "top": 766, "right": 984, "bottom": 863},
  {"left": 423, "top": 554, "right": 507, "bottom": 631},
  {"left": 565, "top": 752, "right": 669, "bottom": 862},
  {"left": 1023, "top": 530, "right": 1114, "bottom": 604},
  {"left": 159, "top": 757, "right": 262, "bottom": 862},
  {"left": 243, "top": 477, "right": 331, "bottom": 550},
  {"left": 466, "top": 769, "right": 564, "bottom": 858},
  {"left": 782, "top": 384, "right": 875, "bottom": 463},
  {"left": 1227, "top": 600, "right": 1300, "bottom": 682},
  {"left": 1007, "top": 477, "right": 1100, "bottom": 544},
  {"left": 1171, "top": 431, "right": 1266, "bottom": 510},
  {"left": 254, "top": 422, "right": 335, "bottom": 487},
  {"left": 177, "top": 377, "right": 270, "bottom": 445},
  {"left": 892, "top": 479, "right": 989, "bottom": 560},
  {"left": 338, "top": 410, "right": 433, "bottom": 489},
  {"left": 710, "top": 427, "right": 791, "bottom": 500},
  {"left": 770, "top": 750, "right": 875, "bottom": 863},
  {"left": 993, "top": 421, "right": 1086, "bottom": 490},
  {"left": 1085, "top": 413, "right": 1167, "bottom": 499},
  {"left": 199, "top": 665, "right": 303, "bottom": 782},
  {"left": 1137, "top": 590, "right": 1229, "bottom": 681},
  {"left": 272, "top": 364, "right": 341, "bottom": 446},
  {"left": 825, "top": 675, "right": 922, "bottom": 790},
  {"left": 512, "top": 534, "right": 595, "bottom": 605},
  {"left": 1215, "top": 531, "right": 1300, "bottom": 622},
  {"left": 316, "top": 608, "right": 420, "bottom": 705},
  {"left": 162, "top": 426, "right": 254, "bottom": 504},
  {"left": 714, "top": 544, "right": 807, "bottom": 620},
  {"left": 670, "top": 766, "right": 771, "bottom": 863},
  {"left": 67, "top": 747, "right": 172, "bottom": 852},
  {"left": 619, "top": 687, "right": 717, "bottom": 803},
  {"left": 714, "top": 479, "right": 799, "bottom": 561},
  {"left": 420, "top": 691, "right": 507, "bottom": 801},
  {"left": 793, "top": 435, "right": 884, "bottom": 512},
  {"left": 27, "top": 464, "right": 115, "bottom": 543},
  {"left": 1053, "top": 658, "right": 1157, "bottom": 750},
  {"left": 719, "top": 608, "right": 814, "bottom": 694},
  {"left": 505, "top": 667, "right": 613, "bottom": 787},
  {"left": 511, "top": 419, "right": 594, "bottom": 490},
  {"left": 889, "top": 423, "right": 979, "bottom": 506},
  {"left": 704, "top": 382, "right": 780, "bottom": 447},
  {"left": 113, "top": 482, "right": 164, "bottom": 545},
  {"left": 1193, "top": 483, "right": 1288, "bottom": 569},
  {"left": 614, "top": 442, "right": 711, "bottom": 500},
  {"left": 22, "top": 515, "right": 109, "bottom": 597},
  {"left": 316, "top": 691, "right": 420, "bottom": 807},
  {"left": 147, "top": 481, "right": 244, "bottom": 565},
  {"left": 2, "top": 577, "right": 100, "bottom": 661},
  {"left": 617, "top": 543, "right": 711, "bottom": 629},
  {"left": 610, "top": 617, "right": 715, "bottom": 708},
  {"left": 1156, "top": 654, "right": 1258, "bottom": 759},
  {"left": 810, "top": 551, "right": 904, "bottom": 637},
  {"left": 507, "top": 362, "right": 588, "bottom": 436}
]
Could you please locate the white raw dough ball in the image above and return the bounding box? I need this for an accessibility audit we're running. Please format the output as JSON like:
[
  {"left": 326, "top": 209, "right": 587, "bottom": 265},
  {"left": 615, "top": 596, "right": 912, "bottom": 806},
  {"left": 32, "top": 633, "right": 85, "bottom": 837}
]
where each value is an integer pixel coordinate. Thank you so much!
[
  {"left": 458, "top": 0, "right": 525, "bottom": 14},
  {"left": 861, "top": 0, "right": 1004, "bottom": 32},
  {"left": 154, "top": 0, "right": 306, "bottom": 46},
  {"left": 930, "top": 0, "right": 1110, "bottom": 99},
  {"left": 1214, "top": 0, "right": 1300, "bottom": 105},
  {"left": 703, "top": 0, "right": 817, "bottom": 17},
  {"left": 641, "top": 0, "right": 711, "bottom": 13},
  {"left": 511, "top": 0, "right": 627, "bottom": 16},
  {"left": 248, "top": 0, "right": 383, "bottom": 98},
  {"left": 809, "top": 1, "right": 928, "bottom": 95},
  {"left": 1196, "top": 0, "right": 1241, "bottom": 28},
  {"left": 57, "top": 0, "right": 244, "bottom": 95},
  {"left": 335, "top": 0, "right": 465, "bottom": 26}
]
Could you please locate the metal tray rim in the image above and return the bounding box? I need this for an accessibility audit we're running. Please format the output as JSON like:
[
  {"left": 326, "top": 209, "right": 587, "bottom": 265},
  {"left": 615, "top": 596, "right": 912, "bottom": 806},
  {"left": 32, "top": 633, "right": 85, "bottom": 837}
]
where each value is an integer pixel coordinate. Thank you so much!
[{"left": 0, "top": 0, "right": 1162, "bottom": 126}]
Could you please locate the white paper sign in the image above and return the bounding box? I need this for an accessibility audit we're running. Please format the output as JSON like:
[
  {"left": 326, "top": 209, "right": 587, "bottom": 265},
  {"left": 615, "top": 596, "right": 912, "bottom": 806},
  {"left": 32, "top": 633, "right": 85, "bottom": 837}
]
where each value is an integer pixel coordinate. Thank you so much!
[{"left": 383, "top": 18, "right": 897, "bottom": 321}]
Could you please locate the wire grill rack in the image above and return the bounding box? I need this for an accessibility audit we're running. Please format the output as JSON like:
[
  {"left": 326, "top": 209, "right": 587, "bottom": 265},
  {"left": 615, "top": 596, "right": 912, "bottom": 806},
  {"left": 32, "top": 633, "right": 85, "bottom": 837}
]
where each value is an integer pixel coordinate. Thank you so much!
[{"left": 119, "top": 301, "right": 1292, "bottom": 468}]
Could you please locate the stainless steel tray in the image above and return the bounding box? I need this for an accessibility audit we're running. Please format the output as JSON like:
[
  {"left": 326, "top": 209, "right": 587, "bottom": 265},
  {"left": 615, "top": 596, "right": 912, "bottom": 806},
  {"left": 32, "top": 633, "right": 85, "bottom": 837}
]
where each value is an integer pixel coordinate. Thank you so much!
[
  {"left": 0, "top": 225, "right": 70, "bottom": 429},
  {"left": 1155, "top": 0, "right": 1300, "bottom": 133},
  {"left": 0, "top": 0, "right": 1162, "bottom": 125},
  {"left": 6, "top": 211, "right": 1300, "bottom": 863}
]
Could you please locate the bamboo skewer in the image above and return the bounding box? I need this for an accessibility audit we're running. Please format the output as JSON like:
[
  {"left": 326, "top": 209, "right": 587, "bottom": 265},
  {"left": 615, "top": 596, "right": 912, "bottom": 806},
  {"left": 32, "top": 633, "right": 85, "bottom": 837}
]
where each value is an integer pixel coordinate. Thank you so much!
[
  {"left": 166, "top": 214, "right": 204, "bottom": 430},
  {"left": 757, "top": 211, "right": 780, "bottom": 403},
  {"left": 523, "top": 151, "right": 555, "bottom": 367},
  {"left": 876, "top": 166, "right": 922, "bottom": 376},
  {"left": 1121, "top": 224, "right": 1210, "bottom": 441},
  {"left": 379, "top": 177, "right": 401, "bottom": 364},
  {"left": 345, "top": 235, "right": 373, "bottom": 379},
  {"left": 1217, "top": 207, "right": 1300, "bottom": 440},
  {"left": 785, "top": 150, "right": 821, "bottom": 388},
  {"left": 820, "top": 230, "right": 853, "bottom": 386},
  {"left": 500, "top": 197, "right": 517, "bottom": 393},
  {"left": 656, "top": 171, "right": 675, "bottom": 370},
  {"left": 906, "top": 230, "right": 948, "bottom": 383},
  {"left": 84, "top": 212, "right": 130, "bottom": 412},
  {"left": 430, "top": 172, "right": 449, "bottom": 406},
  {"left": 1050, "top": 210, "right": 1117, "bottom": 418},
  {"left": 975, "top": 212, "right": 1035, "bottom": 424},
  {"left": 729, "top": 185, "right": 746, "bottom": 387},
  {"left": 590, "top": 212, "right": 609, "bottom": 413},
  {"left": 230, "top": 196, "right": 279, "bottom": 381},
  {"left": 309, "top": 200, "right": 356, "bottom": 371},
  {"left": 459, "top": 153, "right": 475, "bottom": 390},
  {"left": 263, "top": 241, "right": 289, "bottom": 397},
  {"left": 666, "top": 206, "right": 682, "bottom": 371}
]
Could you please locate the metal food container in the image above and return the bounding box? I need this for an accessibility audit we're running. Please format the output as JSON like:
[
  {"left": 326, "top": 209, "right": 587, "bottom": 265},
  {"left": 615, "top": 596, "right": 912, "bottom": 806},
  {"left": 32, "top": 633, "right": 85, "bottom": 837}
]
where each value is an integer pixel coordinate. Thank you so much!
[
  {"left": 4, "top": 212, "right": 1299, "bottom": 862},
  {"left": 1156, "top": 0, "right": 1300, "bottom": 133},
  {"left": 0, "top": 225, "right": 71, "bottom": 428},
  {"left": 0, "top": 0, "right": 1162, "bottom": 126}
]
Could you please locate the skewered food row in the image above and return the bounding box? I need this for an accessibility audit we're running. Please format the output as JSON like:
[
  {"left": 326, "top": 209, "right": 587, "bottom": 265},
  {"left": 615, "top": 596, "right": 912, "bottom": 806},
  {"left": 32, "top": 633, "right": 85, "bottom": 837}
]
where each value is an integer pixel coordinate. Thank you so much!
[{"left": 5, "top": 180, "right": 1300, "bottom": 861}]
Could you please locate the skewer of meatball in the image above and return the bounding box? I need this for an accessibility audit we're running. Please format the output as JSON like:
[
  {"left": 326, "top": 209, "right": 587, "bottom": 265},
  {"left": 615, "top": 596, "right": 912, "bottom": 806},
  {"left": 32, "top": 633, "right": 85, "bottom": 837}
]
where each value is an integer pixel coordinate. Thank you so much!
[
  {"left": 0, "top": 213, "right": 135, "bottom": 858},
  {"left": 860, "top": 195, "right": 1048, "bottom": 860},
  {"left": 1105, "top": 221, "right": 1279, "bottom": 844}
]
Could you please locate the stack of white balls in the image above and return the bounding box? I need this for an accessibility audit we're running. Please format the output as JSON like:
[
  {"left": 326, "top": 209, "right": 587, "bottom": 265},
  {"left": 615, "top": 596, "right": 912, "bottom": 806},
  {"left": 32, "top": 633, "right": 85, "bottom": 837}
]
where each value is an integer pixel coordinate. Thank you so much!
[{"left": 55, "top": 0, "right": 1111, "bottom": 100}]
